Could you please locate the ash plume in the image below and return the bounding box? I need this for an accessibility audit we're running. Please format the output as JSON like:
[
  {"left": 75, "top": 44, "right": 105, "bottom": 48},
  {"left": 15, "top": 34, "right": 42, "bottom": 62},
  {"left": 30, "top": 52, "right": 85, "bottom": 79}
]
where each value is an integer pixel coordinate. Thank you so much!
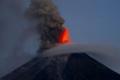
[{"left": 26, "top": 0, "right": 65, "bottom": 52}]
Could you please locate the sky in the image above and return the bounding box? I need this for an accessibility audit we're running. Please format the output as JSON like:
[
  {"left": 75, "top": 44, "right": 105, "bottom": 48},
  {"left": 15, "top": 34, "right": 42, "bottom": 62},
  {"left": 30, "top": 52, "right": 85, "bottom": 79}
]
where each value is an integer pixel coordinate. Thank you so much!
[{"left": 54, "top": 0, "right": 120, "bottom": 47}]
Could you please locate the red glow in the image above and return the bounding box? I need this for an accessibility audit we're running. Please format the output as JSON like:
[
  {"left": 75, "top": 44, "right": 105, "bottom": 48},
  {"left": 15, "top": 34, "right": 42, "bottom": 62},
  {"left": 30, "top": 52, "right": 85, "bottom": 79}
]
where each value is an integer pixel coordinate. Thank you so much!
[{"left": 58, "top": 27, "right": 71, "bottom": 44}]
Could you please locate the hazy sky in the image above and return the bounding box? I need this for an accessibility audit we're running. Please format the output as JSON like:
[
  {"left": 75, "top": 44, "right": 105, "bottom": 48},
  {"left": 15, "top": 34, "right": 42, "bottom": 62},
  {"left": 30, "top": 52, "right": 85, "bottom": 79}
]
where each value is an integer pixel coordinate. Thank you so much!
[{"left": 54, "top": 0, "right": 120, "bottom": 47}]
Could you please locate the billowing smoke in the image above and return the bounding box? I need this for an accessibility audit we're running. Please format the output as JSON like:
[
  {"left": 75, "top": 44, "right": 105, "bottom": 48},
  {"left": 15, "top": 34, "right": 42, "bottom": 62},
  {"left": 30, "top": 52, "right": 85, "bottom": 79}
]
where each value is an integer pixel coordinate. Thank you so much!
[{"left": 26, "top": 0, "right": 65, "bottom": 52}]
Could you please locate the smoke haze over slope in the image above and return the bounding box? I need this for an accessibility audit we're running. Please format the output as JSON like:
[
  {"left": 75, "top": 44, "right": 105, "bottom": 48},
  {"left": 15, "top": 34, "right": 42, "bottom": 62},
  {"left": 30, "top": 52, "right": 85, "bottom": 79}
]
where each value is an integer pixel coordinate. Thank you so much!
[{"left": 0, "top": 0, "right": 39, "bottom": 77}]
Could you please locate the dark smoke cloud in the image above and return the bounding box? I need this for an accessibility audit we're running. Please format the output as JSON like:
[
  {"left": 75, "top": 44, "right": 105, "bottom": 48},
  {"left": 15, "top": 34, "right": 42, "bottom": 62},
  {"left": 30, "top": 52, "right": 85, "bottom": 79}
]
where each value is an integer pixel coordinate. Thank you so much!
[{"left": 26, "top": 0, "right": 64, "bottom": 52}]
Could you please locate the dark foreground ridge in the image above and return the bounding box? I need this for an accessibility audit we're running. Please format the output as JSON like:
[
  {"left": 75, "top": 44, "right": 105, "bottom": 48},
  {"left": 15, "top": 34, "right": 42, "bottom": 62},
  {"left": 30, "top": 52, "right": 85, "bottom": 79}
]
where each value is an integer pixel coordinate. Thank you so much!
[{"left": 1, "top": 53, "right": 120, "bottom": 80}]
